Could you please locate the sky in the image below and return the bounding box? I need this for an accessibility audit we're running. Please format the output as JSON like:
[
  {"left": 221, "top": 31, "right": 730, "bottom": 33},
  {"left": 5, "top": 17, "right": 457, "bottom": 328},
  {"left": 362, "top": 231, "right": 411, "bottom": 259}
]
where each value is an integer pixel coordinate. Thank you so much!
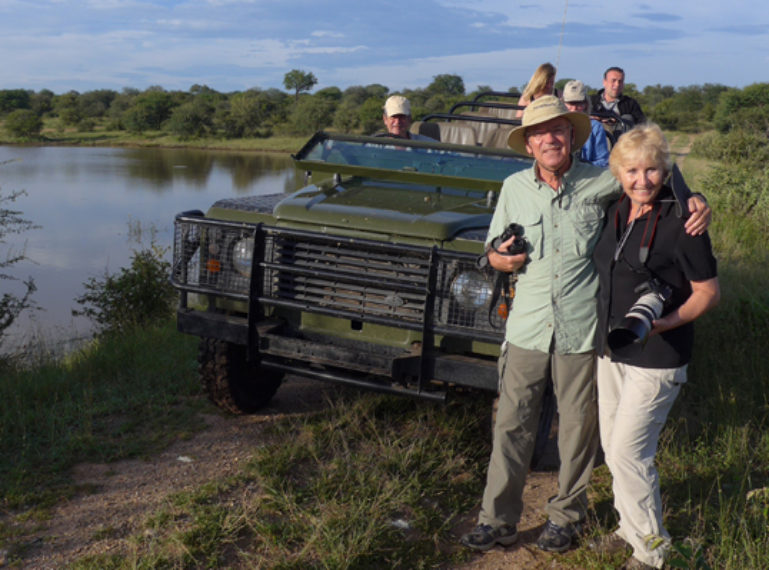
[{"left": 0, "top": 0, "right": 766, "bottom": 95}]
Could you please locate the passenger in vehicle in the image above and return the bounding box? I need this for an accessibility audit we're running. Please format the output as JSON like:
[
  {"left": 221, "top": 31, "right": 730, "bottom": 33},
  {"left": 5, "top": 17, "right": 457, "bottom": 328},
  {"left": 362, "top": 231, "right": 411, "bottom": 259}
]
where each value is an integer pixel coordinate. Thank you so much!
[
  {"left": 592, "top": 123, "right": 719, "bottom": 569},
  {"left": 590, "top": 67, "right": 646, "bottom": 129},
  {"left": 460, "top": 96, "right": 712, "bottom": 556},
  {"left": 379, "top": 95, "right": 435, "bottom": 140},
  {"left": 562, "top": 80, "right": 609, "bottom": 167},
  {"left": 515, "top": 62, "right": 558, "bottom": 118}
]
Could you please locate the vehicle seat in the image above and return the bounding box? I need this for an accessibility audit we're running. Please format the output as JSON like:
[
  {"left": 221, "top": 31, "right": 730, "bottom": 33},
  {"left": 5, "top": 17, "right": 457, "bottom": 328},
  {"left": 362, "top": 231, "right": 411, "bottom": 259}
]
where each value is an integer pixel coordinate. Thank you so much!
[
  {"left": 482, "top": 126, "right": 516, "bottom": 149},
  {"left": 455, "top": 112, "right": 503, "bottom": 146},
  {"left": 410, "top": 121, "right": 479, "bottom": 146},
  {"left": 475, "top": 101, "right": 519, "bottom": 120}
]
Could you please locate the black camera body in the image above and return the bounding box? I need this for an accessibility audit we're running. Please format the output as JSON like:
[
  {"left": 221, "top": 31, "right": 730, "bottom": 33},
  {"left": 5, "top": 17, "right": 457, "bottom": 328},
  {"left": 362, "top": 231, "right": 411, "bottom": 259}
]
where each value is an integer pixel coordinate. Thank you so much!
[
  {"left": 608, "top": 278, "right": 673, "bottom": 358},
  {"left": 476, "top": 223, "right": 529, "bottom": 270},
  {"left": 491, "top": 223, "right": 528, "bottom": 256}
]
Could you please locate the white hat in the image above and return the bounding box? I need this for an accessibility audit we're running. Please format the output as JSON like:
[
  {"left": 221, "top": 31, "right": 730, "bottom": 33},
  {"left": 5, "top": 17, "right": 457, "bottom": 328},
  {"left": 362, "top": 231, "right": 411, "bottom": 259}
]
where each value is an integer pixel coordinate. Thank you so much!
[
  {"left": 383, "top": 95, "right": 411, "bottom": 117},
  {"left": 562, "top": 80, "right": 588, "bottom": 103}
]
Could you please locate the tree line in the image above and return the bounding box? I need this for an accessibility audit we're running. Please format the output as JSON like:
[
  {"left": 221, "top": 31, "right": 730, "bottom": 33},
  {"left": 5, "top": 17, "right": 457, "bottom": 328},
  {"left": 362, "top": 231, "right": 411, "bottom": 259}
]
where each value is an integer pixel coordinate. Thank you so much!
[{"left": 1, "top": 68, "right": 768, "bottom": 140}]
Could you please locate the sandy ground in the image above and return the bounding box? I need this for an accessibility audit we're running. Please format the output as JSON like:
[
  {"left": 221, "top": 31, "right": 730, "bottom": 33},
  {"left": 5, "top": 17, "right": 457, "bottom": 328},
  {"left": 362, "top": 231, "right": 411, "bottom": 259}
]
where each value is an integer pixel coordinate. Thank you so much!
[{"left": 2, "top": 377, "right": 569, "bottom": 569}]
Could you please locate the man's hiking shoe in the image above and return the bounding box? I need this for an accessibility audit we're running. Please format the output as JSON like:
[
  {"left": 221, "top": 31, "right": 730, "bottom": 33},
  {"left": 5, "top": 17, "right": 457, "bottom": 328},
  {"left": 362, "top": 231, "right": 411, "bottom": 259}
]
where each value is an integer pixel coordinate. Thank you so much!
[
  {"left": 460, "top": 523, "right": 518, "bottom": 551},
  {"left": 588, "top": 532, "right": 631, "bottom": 555},
  {"left": 536, "top": 519, "right": 581, "bottom": 552}
]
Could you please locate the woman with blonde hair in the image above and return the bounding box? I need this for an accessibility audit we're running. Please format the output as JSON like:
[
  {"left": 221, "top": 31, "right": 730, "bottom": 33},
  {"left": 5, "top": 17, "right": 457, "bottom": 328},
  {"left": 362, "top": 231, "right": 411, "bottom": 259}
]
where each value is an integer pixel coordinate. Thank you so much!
[
  {"left": 591, "top": 123, "right": 720, "bottom": 569},
  {"left": 515, "top": 62, "right": 557, "bottom": 118}
]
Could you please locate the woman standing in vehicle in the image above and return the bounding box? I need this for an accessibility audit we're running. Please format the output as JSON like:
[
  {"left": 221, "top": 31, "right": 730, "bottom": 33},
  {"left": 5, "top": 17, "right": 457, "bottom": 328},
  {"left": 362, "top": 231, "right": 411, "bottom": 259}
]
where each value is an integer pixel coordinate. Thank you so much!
[
  {"left": 515, "top": 63, "right": 557, "bottom": 118},
  {"left": 592, "top": 123, "right": 720, "bottom": 569}
]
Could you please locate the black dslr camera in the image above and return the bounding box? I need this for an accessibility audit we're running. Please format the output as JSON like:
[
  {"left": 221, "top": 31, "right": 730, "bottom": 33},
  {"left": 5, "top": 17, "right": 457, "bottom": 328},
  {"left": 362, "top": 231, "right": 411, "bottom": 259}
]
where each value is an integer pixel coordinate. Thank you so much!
[
  {"left": 608, "top": 278, "right": 673, "bottom": 358},
  {"left": 491, "top": 223, "right": 528, "bottom": 256},
  {"left": 477, "top": 223, "right": 528, "bottom": 269}
]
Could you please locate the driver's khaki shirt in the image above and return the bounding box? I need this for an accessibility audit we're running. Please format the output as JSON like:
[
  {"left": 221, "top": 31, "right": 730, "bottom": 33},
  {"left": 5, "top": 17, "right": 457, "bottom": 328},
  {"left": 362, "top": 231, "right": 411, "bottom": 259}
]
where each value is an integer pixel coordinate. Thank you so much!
[{"left": 486, "top": 160, "right": 619, "bottom": 354}]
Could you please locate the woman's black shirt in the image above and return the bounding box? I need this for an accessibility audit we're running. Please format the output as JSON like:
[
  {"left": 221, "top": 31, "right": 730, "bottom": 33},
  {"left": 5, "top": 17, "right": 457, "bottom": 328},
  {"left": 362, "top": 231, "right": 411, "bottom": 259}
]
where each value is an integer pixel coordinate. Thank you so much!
[{"left": 593, "top": 186, "right": 718, "bottom": 368}]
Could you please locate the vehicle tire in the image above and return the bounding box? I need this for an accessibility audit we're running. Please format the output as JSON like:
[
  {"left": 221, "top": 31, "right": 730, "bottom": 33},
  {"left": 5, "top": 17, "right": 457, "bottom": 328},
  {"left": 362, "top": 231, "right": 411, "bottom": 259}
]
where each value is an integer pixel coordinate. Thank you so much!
[{"left": 198, "top": 338, "right": 283, "bottom": 414}]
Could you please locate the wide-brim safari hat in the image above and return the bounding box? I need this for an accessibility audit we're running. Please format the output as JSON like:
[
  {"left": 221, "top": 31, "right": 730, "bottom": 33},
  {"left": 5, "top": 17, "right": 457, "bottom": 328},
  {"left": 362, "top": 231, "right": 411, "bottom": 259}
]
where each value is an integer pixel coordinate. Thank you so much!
[{"left": 507, "top": 95, "right": 591, "bottom": 155}]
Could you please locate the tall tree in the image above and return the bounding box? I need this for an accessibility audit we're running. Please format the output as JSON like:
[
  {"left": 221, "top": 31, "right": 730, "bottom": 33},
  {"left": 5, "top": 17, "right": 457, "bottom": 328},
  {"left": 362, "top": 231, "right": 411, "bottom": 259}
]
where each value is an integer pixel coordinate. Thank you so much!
[
  {"left": 283, "top": 69, "right": 318, "bottom": 102},
  {"left": 426, "top": 74, "right": 465, "bottom": 97}
]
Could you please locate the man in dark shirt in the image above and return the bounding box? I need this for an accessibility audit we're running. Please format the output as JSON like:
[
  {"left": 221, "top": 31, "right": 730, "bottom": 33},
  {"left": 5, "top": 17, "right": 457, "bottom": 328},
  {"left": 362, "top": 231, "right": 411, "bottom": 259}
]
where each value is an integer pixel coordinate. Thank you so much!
[{"left": 590, "top": 67, "right": 646, "bottom": 127}]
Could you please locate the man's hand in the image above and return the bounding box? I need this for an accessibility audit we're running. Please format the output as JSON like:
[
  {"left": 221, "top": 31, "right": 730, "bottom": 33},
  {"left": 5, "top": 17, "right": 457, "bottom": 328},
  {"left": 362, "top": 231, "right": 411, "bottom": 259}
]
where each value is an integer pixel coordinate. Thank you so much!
[
  {"left": 487, "top": 236, "right": 527, "bottom": 273},
  {"left": 684, "top": 195, "right": 711, "bottom": 236}
]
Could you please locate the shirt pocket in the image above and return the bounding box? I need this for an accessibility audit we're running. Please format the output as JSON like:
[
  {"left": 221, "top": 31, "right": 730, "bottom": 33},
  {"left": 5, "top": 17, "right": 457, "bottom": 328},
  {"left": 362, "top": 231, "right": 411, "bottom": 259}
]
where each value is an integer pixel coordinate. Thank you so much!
[
  {"left": 518, "top": 211, "right": 544, "bottom": 260},
  {"left": 570, "top": 203, "right": 605, "bottom": 257}
]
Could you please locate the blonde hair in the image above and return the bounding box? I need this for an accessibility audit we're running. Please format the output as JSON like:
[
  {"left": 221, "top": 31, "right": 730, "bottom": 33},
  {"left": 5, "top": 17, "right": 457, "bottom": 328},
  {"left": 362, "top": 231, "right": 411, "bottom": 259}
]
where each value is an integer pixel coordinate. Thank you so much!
[
  {"left": 521, "top": 63, "right": 556, "bottom": 102},
  {"left": 609, "top": 123, "right": 673, "bottom": 179}
]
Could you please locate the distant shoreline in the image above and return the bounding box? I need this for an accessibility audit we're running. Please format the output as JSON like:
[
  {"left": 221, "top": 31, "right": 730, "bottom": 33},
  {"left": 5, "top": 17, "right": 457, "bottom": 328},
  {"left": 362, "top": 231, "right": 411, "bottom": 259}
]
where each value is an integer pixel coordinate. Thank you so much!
[{"left": 0, "top": 131, "right": 307, "bottom": 154}]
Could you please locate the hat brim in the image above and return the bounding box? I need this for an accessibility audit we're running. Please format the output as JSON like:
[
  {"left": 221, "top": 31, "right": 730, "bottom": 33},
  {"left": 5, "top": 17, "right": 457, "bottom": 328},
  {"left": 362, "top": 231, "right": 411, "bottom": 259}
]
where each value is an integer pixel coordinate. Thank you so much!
[{"left": 507, "top": 112, "right": 592, "bottom": 156}]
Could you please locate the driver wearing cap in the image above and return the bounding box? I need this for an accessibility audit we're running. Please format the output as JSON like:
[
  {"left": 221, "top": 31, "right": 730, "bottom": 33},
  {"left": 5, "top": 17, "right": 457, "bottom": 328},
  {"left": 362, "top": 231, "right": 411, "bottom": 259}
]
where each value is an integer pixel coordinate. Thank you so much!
[{"left": 381, "top": 95, "right": 434, "bottom": 140}]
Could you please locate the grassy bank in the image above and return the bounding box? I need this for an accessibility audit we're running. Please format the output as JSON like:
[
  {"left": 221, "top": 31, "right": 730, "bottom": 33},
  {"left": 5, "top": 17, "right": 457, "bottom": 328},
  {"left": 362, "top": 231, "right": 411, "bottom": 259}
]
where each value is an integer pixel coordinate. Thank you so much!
[
  {"left": 1, "top": 131, "right": 768, "bottom": 568},
  {"left": 0, "top": 322, "right": 201, "bottom": 509},
  {"left": 1, "top": 121, "right": 306, "bottom": 153}
]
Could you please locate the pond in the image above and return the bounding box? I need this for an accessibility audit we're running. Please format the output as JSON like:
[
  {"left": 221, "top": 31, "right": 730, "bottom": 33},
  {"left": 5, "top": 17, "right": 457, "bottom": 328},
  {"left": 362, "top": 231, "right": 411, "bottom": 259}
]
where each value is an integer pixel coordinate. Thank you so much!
[{"left": 0, "top": 145, "right": 302, "bottom": 354}]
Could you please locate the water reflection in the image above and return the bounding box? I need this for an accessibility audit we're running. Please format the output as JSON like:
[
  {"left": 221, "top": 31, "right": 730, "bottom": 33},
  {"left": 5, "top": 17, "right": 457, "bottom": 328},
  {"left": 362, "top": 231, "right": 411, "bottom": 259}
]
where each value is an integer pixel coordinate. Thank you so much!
[{"left": 0, "top": 145, "right": 302, "bottom": 353}]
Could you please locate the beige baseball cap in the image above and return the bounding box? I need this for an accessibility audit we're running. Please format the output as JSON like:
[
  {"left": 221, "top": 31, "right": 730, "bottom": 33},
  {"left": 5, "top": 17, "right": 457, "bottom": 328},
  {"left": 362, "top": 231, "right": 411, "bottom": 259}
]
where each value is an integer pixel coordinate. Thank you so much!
[
  {"left": 507, "top": 95, "right": 592, "bottom": 155},
  {"left": 383, "top": 95, "right": 411, "bottom": 117},
  {"left": 562, "top": 80, "right": 588, "bottom": 103}
]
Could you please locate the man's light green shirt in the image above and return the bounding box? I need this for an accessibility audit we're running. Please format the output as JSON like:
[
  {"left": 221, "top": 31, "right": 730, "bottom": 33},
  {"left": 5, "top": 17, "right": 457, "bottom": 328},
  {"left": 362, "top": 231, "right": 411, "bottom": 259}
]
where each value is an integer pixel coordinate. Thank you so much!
[{"left": 486, "top": 160, "right": 619, "bottom": 354}]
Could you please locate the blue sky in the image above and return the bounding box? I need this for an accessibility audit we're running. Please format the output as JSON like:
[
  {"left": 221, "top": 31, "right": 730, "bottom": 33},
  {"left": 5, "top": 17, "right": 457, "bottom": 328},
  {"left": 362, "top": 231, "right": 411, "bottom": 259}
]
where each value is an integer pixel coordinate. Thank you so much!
[{"left": 0, "top": 0, "right": 765, "bottom": 94}]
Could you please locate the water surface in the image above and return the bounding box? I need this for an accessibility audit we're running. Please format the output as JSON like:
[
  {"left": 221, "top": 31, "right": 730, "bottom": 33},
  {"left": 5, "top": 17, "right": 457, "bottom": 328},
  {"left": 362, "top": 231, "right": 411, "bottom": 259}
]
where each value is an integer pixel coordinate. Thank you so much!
[{"left": 0, "top": 145, "right": 300, "bottom": 352}]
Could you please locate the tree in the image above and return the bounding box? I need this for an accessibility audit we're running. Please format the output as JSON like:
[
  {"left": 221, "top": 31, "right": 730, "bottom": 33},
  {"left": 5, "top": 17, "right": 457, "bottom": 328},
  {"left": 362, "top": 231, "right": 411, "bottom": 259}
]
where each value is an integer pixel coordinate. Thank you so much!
[
  {"left": 4, "top": 109, "right": 43, "bottom": 138},
  {"left": 283, "top": 69, "right": 318, "bottom": 101},
  {"left": 166, "top": 100, "right": 214, "bottom": 139},
  {"left": 288, "top": 95, "right": 334, "bottom": 134},
  {"left": 121, "top": 88, "right": 175, "bottom": 133},
  {"left": 0, "top": 188, "right": 37, "bottom": 350},
  {"left": 0, "top": 89, "right": 31, "bottom": 115},
  {"left": 426, "top": 74, "right": 465, "bottom": 97}
]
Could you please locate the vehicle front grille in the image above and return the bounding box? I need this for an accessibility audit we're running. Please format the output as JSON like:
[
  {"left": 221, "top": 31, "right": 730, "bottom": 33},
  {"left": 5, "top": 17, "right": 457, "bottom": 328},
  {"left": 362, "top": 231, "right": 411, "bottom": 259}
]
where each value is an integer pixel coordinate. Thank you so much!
[
  {"left": 172, "top": 214, "right": 505, "bottom": 341},
  {"left": 265, "top": 233, "right": 429, "bottom": 324}
]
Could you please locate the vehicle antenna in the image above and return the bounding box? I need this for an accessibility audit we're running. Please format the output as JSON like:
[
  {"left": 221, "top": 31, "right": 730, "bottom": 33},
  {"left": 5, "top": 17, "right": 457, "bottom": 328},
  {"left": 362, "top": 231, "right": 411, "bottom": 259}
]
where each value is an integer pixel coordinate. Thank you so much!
[{"left": 556, "top": 0, "right": 569, "bottom": 71}]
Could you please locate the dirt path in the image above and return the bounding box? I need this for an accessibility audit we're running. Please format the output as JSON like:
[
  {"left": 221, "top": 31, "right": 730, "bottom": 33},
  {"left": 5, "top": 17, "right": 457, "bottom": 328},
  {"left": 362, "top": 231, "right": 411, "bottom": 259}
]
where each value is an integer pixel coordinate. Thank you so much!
[{"left": 3, "top": 377, "right": 564, "bottom": 569}]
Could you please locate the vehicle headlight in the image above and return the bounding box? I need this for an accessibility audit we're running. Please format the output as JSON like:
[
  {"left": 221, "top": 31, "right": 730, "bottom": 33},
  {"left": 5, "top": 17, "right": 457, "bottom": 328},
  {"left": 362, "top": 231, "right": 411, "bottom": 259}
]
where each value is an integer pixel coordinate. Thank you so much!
[
  {"left": 232, "top": 237, "right": 254, "bottom": 277},
  {"left": 450, "top": 271, "right": 492, "bottom": 308}
]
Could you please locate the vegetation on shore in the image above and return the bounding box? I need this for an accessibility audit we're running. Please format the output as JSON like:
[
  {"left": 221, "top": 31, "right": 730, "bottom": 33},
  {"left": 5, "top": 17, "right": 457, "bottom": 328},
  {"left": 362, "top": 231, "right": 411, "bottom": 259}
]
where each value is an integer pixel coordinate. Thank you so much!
[
  {"left": 1, "top": 81, "right": 768, "bottom": 568},
  {"left": 1, "top": 71, "right": 767, "bottom": 146}
]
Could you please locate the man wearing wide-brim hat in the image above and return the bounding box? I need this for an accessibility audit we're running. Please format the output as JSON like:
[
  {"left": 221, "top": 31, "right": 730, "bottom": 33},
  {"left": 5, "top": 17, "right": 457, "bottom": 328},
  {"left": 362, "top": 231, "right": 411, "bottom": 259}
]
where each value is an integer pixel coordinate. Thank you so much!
[{"left": 461, "top": 95, "right": 712, "bottom": 555}]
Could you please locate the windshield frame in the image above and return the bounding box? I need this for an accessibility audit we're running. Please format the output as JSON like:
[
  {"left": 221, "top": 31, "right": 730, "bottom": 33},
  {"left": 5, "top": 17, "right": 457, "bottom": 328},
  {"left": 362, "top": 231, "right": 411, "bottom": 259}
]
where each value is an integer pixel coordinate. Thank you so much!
[{"left": 292, "top": 131, "right": 531, "bottom": 192}]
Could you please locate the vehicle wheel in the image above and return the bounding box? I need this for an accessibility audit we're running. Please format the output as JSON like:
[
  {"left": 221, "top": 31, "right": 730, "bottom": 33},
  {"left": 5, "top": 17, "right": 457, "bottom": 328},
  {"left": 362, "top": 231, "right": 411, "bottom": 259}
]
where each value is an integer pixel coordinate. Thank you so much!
[{"left": 198, "top": 338, "right": 283, "bottom": 414}]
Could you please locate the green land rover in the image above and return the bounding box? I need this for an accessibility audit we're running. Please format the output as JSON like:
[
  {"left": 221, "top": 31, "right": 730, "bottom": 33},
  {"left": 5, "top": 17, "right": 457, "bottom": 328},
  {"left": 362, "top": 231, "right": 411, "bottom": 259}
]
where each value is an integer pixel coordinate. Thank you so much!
[{"left": 171, "top": 98, "right": 534, "bottom": 414}]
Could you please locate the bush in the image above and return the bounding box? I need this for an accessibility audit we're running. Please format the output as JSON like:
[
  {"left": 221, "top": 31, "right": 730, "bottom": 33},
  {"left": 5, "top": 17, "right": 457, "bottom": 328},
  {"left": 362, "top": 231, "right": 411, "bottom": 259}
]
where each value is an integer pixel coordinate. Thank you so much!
[
  {"left": 73, "top": 244, "right": 176, "bottom": 334},
  {"left": 690, "top": 128, "right": 769, "bottom": 165},
  {"left": 4, "top": 109, "right": 43, "bottom": 138},
  {"left": 0, "top": 188, "right": 37, "bottom": 350}
]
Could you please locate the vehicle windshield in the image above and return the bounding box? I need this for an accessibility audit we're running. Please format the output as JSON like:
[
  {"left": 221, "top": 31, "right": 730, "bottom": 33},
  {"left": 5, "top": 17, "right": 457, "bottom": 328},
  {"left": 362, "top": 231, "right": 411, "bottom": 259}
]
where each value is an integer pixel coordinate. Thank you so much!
[{"left": 294, "top": 133, "right": 530, "bottom": 184}]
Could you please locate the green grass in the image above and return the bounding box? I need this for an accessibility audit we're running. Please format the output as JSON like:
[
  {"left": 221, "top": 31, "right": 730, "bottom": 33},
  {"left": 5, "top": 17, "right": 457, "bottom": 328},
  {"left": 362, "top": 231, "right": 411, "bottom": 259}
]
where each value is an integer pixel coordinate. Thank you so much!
[
  {"left": 2, "top": 130, "right": 769, "bottom": 568},
  {"left": 0, "top": 321, "right": 202, "bottom": 509},
  {"left": 68, "top": 391, "right": 496, "bottom": 569}
]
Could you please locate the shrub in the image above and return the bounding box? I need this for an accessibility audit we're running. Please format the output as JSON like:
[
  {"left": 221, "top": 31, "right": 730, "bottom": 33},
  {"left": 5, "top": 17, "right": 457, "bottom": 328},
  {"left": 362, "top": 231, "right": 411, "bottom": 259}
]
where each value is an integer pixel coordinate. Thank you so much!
[
  {"left": 690, "top": 128, "right": 769, "bottom": 165},
  {"left": 4, "top": 109, "right": 43, "bottom": 138},
  {"left": 73, "top": 244, "right": 176, "bottom": 334},
  {"left": 0, "top": 188, "right": 37, "bottom": 351}
]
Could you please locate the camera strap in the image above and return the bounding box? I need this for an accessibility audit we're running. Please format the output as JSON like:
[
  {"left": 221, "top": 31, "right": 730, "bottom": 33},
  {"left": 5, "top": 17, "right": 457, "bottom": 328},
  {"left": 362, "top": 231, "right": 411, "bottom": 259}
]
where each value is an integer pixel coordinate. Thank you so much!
[{"left": 613, "top": 195, "right": 663, "bottom": 265}]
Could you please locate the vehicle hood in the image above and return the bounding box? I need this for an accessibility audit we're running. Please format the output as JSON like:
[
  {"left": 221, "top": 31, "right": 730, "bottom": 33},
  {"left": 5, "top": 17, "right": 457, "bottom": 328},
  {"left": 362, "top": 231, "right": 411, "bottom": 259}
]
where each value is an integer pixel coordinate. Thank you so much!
[{"left": 272, "top": 180, "right": 494, "bottom": 240}]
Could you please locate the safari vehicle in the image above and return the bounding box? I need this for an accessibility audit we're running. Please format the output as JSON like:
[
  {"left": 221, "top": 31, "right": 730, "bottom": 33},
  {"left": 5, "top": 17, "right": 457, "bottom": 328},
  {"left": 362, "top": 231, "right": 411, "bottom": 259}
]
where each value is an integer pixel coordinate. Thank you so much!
[{"left": 170, "top": 96, "right": 533, "bottom": 414}]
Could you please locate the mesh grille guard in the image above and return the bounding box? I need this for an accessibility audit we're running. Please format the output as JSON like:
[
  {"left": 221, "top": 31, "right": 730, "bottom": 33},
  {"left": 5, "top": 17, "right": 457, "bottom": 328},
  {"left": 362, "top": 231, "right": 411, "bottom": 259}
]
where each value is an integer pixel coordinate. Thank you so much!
[{"left": 172, "top": 213, "right": 505, "bottom": 343}]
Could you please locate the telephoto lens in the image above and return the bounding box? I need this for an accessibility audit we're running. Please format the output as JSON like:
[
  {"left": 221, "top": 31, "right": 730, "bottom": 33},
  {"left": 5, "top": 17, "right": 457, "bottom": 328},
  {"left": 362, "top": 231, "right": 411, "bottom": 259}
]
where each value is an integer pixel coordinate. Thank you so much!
[{"left": 608, "top": 279, "right": 672, "bottom": 358}]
